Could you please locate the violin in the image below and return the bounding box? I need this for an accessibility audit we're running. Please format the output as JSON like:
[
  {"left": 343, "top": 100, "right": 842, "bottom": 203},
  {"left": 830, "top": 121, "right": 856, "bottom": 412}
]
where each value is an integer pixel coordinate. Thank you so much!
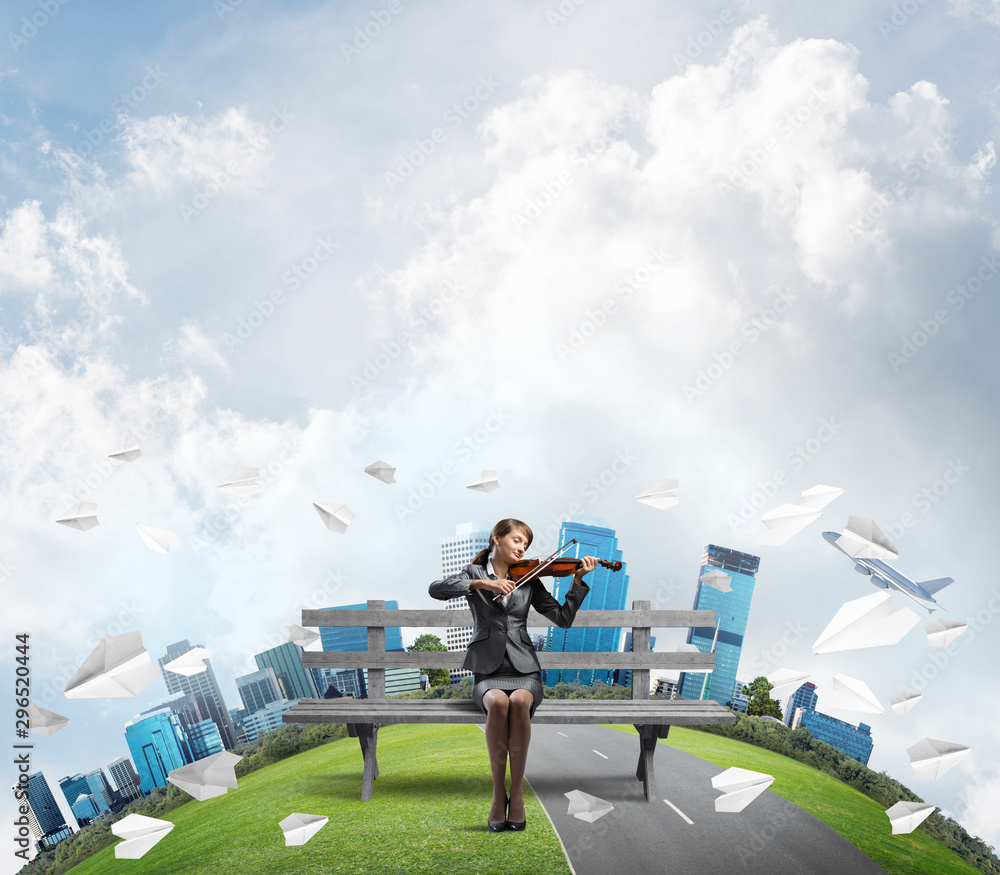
[{"left": 507, "top": 557, "right": 623, "bottom": 579}]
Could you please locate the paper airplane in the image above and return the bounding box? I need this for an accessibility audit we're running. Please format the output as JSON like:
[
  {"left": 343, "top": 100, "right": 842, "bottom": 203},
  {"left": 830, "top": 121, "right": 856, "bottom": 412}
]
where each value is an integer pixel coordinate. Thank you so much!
[
  {"left": 287, "top": 625, "right": 320, "bottom": 648},
  {"left": 279, "top": 812, "right": 329, "bottom": 846},
  {"left": 889, "top": 690, "right": 923, "bottom": 715},
  {"left": 818, "top": 674, "right": 884, "bottom": 715},
  {"left": 167, "top": 751, "right": 242, "bottom": 800},
  {"left": 564, "top": 789, "right": 614, "bottom": 822},
  {"left": 55, "top": 501, "right": 99, "bottom": 532},
  {"left": 758, "top": 504, "right": 823, "bottom": 545},
  {"left": 812, "top": 591, "right": 920, "bottom": 654},
  {"left": 363, "top": 460, "right": 396, "bottom": 484},
  {"left": 108, "top": 438, "right": 142, "bottom": 462},
  {"left": 163, "top": 647, "right": 211, "bottom": 676},
  {"left": 907, "top": 738, "right": 970, "bottom": 780},
  {"left": 136, "top": 524, "right": 182, "bottom": 554},
  {"left": 216, "top": 467, "right": 261, "bottom": 497},
  {"left": 924, "top": 618, "right": 967, "bottom": 647},
  {"left": 700, "top": 569, "right": 732, "bottom": 592},
  {"left": 831, "top": 516, "right": 899, "bottom": 560},
  {"left": 886, "top": 800, "right": 936, "bottom": 834},
  {"left": 767, "top": 668, "right": 811, "bottom": 700},
  {"left": 801, "top": 484, "right": 844, "bottom": 509},
  {"left": 465, "top": 470, "right": 500, "bottom": 493},
  {"left": 711, "top": 767, "right": 774, "bottom": 812},
  {"left": 112, "top": 814, "right": 174, "bottom": 859},
  {"left": 64, "top": 632, "right": 161, "bottom": 698},
  {"left": 26, "top": 704, "right": 70, "bottom": 737},
  {"left": 313, "top": 502, "right": 355, "bottom": 533},
  {"left": 635, "top": 478, "right": 679, "bottom": 510}
]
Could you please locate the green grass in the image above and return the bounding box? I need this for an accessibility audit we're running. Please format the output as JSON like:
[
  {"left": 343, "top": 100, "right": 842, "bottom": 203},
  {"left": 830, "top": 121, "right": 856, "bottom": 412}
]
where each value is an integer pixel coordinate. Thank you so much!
[
  {"left": 67, "top": 724, "right": 570, "bottom": 875},
  {"left": 608, "top": 724, "right": 982, "bottom": 875}
]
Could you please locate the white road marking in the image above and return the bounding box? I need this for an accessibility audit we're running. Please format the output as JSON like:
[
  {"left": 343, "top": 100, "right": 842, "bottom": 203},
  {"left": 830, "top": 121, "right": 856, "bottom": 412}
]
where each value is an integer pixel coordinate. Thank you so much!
[
  {"left": 557, "top": 731, "right": 568, "bottom": 737},
  {"left": 593, "top": 750, "right": 608, "bottom": 759},
  {"left": 663, "top": 798, "right": 693, "bottom": 825}
]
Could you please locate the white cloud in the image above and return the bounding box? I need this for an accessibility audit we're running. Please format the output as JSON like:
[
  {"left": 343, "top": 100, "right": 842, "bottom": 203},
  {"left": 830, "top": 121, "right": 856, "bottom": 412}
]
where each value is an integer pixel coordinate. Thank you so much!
[{"left": 0, "top": 201, "right": 54, "bottom": 289}]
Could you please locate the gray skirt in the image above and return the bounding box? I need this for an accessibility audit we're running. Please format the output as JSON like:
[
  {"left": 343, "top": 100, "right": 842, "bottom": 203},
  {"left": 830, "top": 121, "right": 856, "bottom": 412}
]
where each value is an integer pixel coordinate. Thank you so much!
[{"left": 472, "top": 653, "right": 543, "bottom": 718}]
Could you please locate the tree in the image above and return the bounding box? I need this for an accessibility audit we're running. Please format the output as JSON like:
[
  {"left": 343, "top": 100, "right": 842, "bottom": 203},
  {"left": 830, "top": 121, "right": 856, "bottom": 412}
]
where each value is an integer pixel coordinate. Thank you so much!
[
  {"left": 742, "top": 676, "right": 783, "bottom": 719},
  {"left": 408, "top": 633, "right": 450, "bottom": 686}
]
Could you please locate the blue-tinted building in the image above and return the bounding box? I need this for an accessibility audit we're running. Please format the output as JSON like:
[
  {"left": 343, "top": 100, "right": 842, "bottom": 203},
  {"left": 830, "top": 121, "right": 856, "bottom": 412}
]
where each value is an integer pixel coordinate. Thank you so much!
[
  {"left": 255, "top": 642, "right": 319, "bottom": 701},
  {"left": 159, "top": 640, "right": 236, "bottom": 750},
  {"left": 124, "top": 708, "right": 191, "bottom": 792},
  {"left": 785, "top": 682, "right": 819, "bottom": 727},
  {"left": 58, "top": 774, "right": 91, "bottom": 812},
  {"left": 313, "top": 667, "right": 366, "bottom": 698},
  {"left": 544, "top": 516, "right": 629, "bottom": 687},
  {"left": 186, "top": 718, "right": 224, "bottom": 759},
  {"left": 70, "top": 794, "right": 100, "bottom": 824},
  {"left": 793, "top": 707, "right": 873, "bottom": 765},
  {"left": 241, "top": 699, "right": 301, "bottom": 742},
  {"left": 236, "top": 667, "right": 282, "bottom": 714},
  {"left": 319, "top": 601, "right": 404, "bottom": 652},
  {"left": 731, "top": 679, "right": 750, "bottom": 714},
  {"left": 678, "top": 545, "right": 761, "bottom": 706},
  {"left": 21, "top": 772, "right": 71, "bottom": 845}
]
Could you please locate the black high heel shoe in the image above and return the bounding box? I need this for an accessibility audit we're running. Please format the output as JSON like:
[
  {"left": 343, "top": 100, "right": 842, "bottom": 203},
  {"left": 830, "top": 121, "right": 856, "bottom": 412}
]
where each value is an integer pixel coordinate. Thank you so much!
[
  {"left": 506, "top": 795, "right": 526, "bottom": 832},
  {"left": 488, "top": 795, "right": 508, "bottom": 832}
]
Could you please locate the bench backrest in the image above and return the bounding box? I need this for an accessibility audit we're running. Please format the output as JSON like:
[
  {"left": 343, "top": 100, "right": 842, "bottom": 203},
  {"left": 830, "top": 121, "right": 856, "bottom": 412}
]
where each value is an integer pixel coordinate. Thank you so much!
[{"left": 300, "top": 600, "right": 716, "bottom": 702}]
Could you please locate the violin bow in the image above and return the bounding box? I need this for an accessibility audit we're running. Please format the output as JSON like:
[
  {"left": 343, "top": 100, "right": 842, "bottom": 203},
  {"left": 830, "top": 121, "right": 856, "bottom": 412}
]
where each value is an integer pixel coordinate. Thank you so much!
[{"left": 491, "top": 539, "right": 578, "bottom": 602}]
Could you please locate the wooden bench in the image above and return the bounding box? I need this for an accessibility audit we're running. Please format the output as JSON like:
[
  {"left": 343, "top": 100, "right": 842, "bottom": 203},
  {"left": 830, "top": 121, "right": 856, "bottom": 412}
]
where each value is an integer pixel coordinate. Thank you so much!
[{"left": 282, "top": 599, "right": 736, "bottom": 801}]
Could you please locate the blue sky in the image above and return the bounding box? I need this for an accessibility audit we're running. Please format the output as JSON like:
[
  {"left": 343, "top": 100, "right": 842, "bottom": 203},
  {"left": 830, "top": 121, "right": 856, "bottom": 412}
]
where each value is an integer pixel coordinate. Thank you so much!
[{"left": 2, "top": 0, "right": 1000, "bottom": 870}]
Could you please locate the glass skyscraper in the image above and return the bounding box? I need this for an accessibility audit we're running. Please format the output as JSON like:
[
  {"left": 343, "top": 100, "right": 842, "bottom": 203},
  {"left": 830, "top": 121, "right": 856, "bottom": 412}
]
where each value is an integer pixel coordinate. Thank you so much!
[
  {"left": 124, "top": 707, "right": 191, "bottom": 792},
  {"left": 235, "top": 667, "right": 282, "bottom": 714},
  {"left": 19, "top": 772, "right": 70, "bottom": 843},
  {"left": 255, "top": 641, "right": 319, "bottom": 700},
  {"left": 159, "top": 640, "right": 236, "bottom": 749},
  {"left": 792, "top": 707, "right": 874, "bottom": 765},
  {"left": 678, "top": 544, "right": 761, "bottom": 706},
  {"left": 544, "top": 516, "right": 629, "bottom": 687},
  {"left": 107, "top": 757, "right": 142, "bottom": 803},
  {"left": 439, "top": 522, "right": 491, "bottom": 682},
  {"left": 785, "top": 681, "right": 819, "bottom": 727}
]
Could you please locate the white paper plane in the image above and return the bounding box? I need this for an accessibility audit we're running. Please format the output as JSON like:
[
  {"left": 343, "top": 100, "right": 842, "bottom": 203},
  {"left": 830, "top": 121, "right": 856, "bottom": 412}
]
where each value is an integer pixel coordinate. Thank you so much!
[
  {"left": 55, "top": 501, "right": 99, "bottom": 532},
  {"left": 26, "top": 704, "right": 70, "bottom": 737},
  {"left": 163, "top": 647, "right": 211, "bottom": 677},
  {"left": 168, "top": 751, "right": 242, "bottom": 800},
  {"left": 287, "top": 625, "right": 320, "bottom": 648},
  {"left": 564, "top": 789, "right": 614, "bottom": 822},
  {"left": 711, "top": 767, "right": 774, "bottom": 812},
  {"left": 216, "top": 467, "right": 261, "bottom": 497},
  {"left": 700, "top": 569, "right": 732, "bottom": 592},
  {"left": 136, "top": 524, "right": 182, "bottom": 554},
  {"left": 924, "top": 618, "right": 968, "bottom": 648},
  {"left": 818, "top": 674, "right": 884, "bottom": 715},
  {"left": 112, "top": 813, "right": 174, "bottom": 859},
  {"left": 889, "top": 691, "right": 923, "bottom": 715},
  {"left": 801, "top": 484, "right": 845, "bottom": 509},
  {"left": 64, "top": 632, "right": 161, "bottom": 698},
  {"left": 279, "top": 812, "right": 329, "bottom": 846},
  {"left": 108, "top": 438, "right": 142, "bottom": 462},
  {"left": 886, "top": 800, "right": 936, "bottom": 834},
  {"left": 758, "top": 503, "right": 824, "bottom": 545},
  {"left": 465, "top": 470, "right": 500, "bottom": 493},
  {"left": 767, "top": 668, "right": 811, "bottom": 701},
  {"left": 907, "top": 738, "right": 970, "bottom": 780},
  {"left": 635, "top": 478, "right": 679, "bottom": 510},
  {"left": 313, "top": 502, "right": 355, "bottom": 533},
  {"left": 812, "top": 592, "right": 920, "bottom": 654},
  {"left": 827, "top": 516, "right": 899, "bottom": 560},
  {"left": 363, "top": 460, "right": 396, "bottom": 484}
]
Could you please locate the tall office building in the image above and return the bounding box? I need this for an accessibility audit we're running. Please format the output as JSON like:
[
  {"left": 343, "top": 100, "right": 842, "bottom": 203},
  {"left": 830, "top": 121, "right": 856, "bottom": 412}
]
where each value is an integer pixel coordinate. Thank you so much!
[
  {"left": 731, "top": 679, "right": 750, "bottom": 714},
  {"left": 241, "top": 698, "right": 302, "bottom": 742},
  {"left": 58, "top": 774, "right": 91, "bottom": 813},
  {"left": 70, "top": 794, "right": 100, "bottom": 825},
  {"left": 159, "top": 640, "right": 236, "bottom": 749},
  {"left": 678, "top": 544, "right": 761, "bottom": 706},
  {"left": 124, "top": 707, "right": 191, "bottom": 792},
  {"left": 544, "top": 516, "right": 629, "bottom": 687},
  {"left": 255, "top": 642, "right": 319, "bottom": 700},
  {"left": 439, "top": 522, "right": 491, "bottom": 682},
  {"left": 236, "top": 667, "right": 282, "bottom": 714},
  {"left": 14, "top": 773, "right": 72, "bottom": 848},
  {"left": 785, "top": 682, "right": 819, "bottom": 727},
  {"left": 791, "top": 708, "right": 874, "bottom": 765},
  {"left": 107, "top": 757, "right": 142, "bottom": 803},
  {"left": 85, "top": 770, "right": 113, "bottom": 812}
]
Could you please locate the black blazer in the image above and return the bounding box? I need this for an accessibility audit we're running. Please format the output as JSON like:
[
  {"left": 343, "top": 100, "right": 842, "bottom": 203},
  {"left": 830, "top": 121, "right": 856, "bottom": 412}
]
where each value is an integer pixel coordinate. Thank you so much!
[{"left": 429, "top": 563, "right": 590, "bottom": 675}]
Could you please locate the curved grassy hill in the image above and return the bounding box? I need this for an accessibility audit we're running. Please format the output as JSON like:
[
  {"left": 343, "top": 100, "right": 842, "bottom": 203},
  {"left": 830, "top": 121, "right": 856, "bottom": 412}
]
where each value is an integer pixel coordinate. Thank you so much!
[{"left": 65, "top": 723, "right": 980, "bottom": 875}]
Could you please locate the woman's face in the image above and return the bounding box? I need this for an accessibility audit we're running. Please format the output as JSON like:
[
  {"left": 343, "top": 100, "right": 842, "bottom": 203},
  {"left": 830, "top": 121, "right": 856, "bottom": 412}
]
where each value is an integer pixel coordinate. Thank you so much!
[{"left": 493, "top": 528, "right": 530, "bottom": 565}]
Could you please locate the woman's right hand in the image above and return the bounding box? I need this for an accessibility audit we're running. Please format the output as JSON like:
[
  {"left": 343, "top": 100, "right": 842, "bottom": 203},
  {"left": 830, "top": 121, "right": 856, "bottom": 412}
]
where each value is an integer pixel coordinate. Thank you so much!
[{"left": 471, "top": 578, "right": 516, "bottom": 595}]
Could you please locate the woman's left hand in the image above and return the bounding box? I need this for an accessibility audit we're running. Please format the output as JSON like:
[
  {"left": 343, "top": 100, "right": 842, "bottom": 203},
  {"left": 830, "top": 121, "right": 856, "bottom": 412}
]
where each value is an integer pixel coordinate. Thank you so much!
[{"left": 573, "top": 556, "right": 598, "bottom": 584}]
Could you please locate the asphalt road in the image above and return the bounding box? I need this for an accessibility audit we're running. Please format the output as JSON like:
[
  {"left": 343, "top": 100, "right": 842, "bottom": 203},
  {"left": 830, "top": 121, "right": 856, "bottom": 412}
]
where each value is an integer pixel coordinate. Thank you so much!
[{"left": 520, "top": 724, "right": 888, "bottom": 875}]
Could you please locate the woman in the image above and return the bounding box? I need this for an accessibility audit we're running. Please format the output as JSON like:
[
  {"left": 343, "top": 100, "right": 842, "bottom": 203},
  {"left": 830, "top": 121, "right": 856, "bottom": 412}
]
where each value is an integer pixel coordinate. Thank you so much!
[{"left": 429, "top": 518, "right": 596, "bottom": 832}]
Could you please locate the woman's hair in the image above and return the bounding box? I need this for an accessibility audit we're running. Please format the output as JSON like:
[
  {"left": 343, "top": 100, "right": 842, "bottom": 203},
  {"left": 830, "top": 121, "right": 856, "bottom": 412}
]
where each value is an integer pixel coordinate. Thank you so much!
[{"left": 472, "top": 518, "right": 533, "bottom": 566}]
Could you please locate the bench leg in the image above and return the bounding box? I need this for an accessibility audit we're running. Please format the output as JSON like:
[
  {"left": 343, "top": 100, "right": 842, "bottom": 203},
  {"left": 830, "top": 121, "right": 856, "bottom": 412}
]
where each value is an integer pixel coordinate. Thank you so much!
[
  {"left": 348, "top": 723, "right": 380, "bottom": 800},
  {"left": 633, "top": 724, "right": 667, "bottom": 801}
]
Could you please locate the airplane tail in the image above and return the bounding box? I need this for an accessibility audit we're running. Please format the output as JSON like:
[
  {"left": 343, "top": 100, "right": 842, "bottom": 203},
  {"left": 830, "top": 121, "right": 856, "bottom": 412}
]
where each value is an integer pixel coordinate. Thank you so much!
[{"left": 920, "top": 577, "right": 954, "bottom": 595}]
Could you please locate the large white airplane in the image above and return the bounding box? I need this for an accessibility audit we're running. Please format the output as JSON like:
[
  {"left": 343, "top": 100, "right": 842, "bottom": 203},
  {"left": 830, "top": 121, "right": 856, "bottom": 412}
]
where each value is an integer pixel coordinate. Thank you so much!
[{"left": 822, "top": 518, "right": 954, "bottom": 613}]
